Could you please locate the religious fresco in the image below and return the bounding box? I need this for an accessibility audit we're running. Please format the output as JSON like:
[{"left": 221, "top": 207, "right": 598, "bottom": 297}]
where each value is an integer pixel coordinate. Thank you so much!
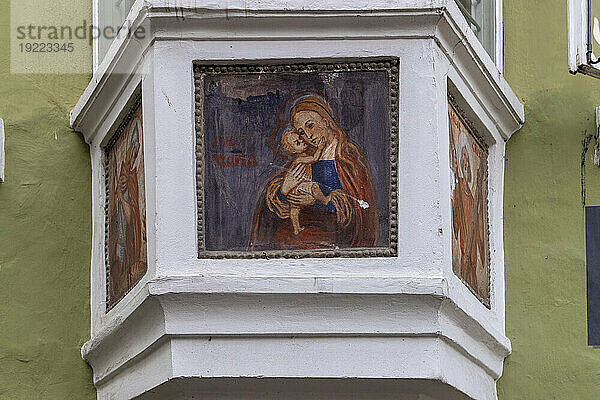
[
  {"left": 105, "top": 103, "right": 147, "bottom": 309},
  {"left": 449, "top": 101, "right": 490, "bottom": 305},
  {"left": 195, "top": 60, "right": 398, "bottom": 258}
]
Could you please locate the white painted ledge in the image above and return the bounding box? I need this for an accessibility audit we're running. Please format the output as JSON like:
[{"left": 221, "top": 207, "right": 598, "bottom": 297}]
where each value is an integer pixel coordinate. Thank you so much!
[{"left": 82, "top": 277, "right": 510, "bottom": 400}]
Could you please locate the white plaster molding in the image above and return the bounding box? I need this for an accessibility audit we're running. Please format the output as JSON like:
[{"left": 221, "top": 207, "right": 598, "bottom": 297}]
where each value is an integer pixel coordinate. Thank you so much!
[
  {"left": 72, "top": 1, "right": 524, "bottom": 399},
  {"left": 72, "top": 1, "right": 523, "bottom": 140},
  {"left": 495, "top": 0, "right": 503, "bottom": 72},
  {"left": 568, "top": 0, "right": 592, "bottom": 75},
  {"left": 82, "top": 281, "right": 510, "bottom": 400}
]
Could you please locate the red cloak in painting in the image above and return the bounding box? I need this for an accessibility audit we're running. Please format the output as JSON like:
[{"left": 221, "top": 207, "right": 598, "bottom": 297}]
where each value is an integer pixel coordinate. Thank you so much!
[
  {"left": 452, "top": 176, "right": 477, "bottom": 287},
  {"left": 250, "top": 134, "right": 378, "bottom": 250}
]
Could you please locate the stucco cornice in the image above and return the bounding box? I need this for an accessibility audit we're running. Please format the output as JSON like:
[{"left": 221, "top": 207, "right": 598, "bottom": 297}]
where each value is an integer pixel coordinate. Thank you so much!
[
  {"left": 82, "top": 276, "right": 510, "bottom": 399},
  {"left": 70, "top": 0, "right": 523, "bottom": 143}
]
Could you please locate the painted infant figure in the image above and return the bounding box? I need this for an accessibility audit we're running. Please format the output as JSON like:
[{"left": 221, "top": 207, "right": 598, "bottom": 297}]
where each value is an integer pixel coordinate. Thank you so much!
[{"left": 280, "top": 129, "right": 331, "bottom": 235}]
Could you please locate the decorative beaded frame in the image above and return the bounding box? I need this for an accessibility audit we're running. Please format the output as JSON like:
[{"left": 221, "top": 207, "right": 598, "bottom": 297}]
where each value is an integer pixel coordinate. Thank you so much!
[
  {"left": 448, "top": 93, "right": 491, "bottom": 308},
  {"left": 103, "top": 94, "right": 145, "bottom": 311},
  {"left": 193, "top": 58, "right": 399, "bottom": 259}
]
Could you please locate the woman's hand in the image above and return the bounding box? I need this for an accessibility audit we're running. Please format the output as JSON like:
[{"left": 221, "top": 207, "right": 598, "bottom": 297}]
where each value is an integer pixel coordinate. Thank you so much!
[{"left": 281, "top": 164, "right": 307, "bottom": 195}]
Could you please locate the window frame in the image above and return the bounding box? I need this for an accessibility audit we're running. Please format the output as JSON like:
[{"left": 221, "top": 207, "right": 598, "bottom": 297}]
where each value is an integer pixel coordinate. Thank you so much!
[
  {"left": 91, "top": 0, "right": 505, "bottom": 73},
  {"left": 567, "top": 0, "right": 600, "bottom": 78},
  {"left": 92, "top": 0, "right": 139, "bottom": 72},
  {"left": 456, "top": 0, "right": 503, "bottom": 69}
]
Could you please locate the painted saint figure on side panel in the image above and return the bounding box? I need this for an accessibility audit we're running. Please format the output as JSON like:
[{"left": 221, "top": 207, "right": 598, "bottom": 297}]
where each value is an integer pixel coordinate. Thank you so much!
[
  {"left": 106, "top": 105, "right": 147, "bottom": 309},
  {"left": 449, "top": 102, "right": 490, "bottom": 305}
]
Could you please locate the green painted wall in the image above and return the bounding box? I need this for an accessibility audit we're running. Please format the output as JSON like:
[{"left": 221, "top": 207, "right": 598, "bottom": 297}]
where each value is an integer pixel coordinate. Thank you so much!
[
  {"left": 0, "top": 1, "right": 95, "bottom": 399},
  {"left": 2, "top": 0, "right": 600, "bottom": 398},
  {"left": 499, "top": 0, "right": 600, "bottom": 398}
]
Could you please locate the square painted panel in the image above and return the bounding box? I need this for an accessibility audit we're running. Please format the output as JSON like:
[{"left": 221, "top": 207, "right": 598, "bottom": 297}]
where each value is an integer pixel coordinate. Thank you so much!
[{"left": 194, "top": 59, "right": 399, "bottom": 259}]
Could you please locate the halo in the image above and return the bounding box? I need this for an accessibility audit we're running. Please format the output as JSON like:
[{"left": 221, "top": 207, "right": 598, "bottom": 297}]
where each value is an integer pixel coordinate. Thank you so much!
[
  {"left": 268, "top": 91, "right": 338, "bottom": 161},
  {"left": 457, "top": 130, "right": 474, "bottom": 191}
]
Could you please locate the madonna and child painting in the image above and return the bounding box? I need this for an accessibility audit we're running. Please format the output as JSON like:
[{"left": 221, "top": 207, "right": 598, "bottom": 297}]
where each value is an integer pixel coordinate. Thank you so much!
[{"left": 196, "top": 61, "right": 398, "bottom": 257}]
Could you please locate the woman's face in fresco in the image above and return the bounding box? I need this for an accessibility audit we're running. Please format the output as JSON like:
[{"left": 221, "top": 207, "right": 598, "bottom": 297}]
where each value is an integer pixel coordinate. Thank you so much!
[{"left": 292, "top": 110, "right": 332, "bottom": 146}]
